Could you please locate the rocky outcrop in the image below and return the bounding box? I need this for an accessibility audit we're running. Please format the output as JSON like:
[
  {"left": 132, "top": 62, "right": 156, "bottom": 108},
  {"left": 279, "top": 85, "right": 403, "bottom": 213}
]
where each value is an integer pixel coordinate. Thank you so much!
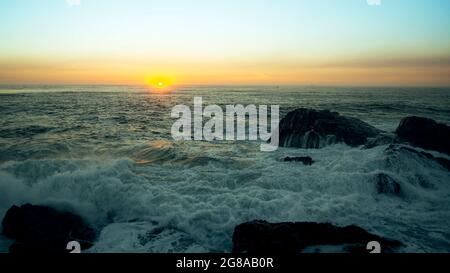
[
  {"left": 277, "top": 109, "right": 381, "bottom": 148},
  {"left": 2, "top": 204, "right": 96, "bottom": 253},
  {"left": 283, "top": 156, "right": 314, "bottom": 165},
  {"left": 395, "top": 116, "right": 450, "bottom": 155},
  {"left": 232, "top": 220, "right": 402, "bottom": 253}
]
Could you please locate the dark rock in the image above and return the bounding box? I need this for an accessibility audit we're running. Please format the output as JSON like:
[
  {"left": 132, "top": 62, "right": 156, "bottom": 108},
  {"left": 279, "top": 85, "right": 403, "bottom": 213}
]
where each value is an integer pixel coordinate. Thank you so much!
[
  {"left": 232, "top": 220, "right": 402, "bottom": 253},
  {"left": 2, "top": 204, "right": 96, "bottom": 253},
  {"left": 395, "top": 116, "right": 450, "bottom": 155},
  {"left": 283, "top": 156, "right": 314, "bottom": 165},
  {"left": 375, "top": 173, "right": 401, "bottom": 196},
  {"left": 385, "top": 144, "right": 450, "bottom": 171},
  {"left": 277, "top": 108, "right": 381, "bottom": 148}
]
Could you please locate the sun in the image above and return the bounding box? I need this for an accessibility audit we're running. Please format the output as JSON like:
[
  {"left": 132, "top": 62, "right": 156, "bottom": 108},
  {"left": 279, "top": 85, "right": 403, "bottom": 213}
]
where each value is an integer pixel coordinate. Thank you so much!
[{"left": 146, "top": 76, "right": 176, "bottom": 93}]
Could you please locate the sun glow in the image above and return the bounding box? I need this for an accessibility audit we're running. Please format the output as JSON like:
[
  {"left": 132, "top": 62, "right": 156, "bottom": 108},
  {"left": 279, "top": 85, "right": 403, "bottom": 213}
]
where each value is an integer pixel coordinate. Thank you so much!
[{"left": 146, "top": 76, "right": 176, "bottom": 93}]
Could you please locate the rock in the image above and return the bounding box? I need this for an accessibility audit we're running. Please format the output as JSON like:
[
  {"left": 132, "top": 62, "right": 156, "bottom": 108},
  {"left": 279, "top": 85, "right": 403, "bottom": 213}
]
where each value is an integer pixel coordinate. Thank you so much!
[
  {"left": 385, "top": 144, "right": 450, "bottom": 171},
  {"left": 277, "top": 108, "right": 381, "bottom": 148},
  {"left": 283, "top": 156, "right": 314, "bottom": 165},
  {"left": 2, "top": 204, "right": 96, "bottom": 253},
  {"left": 375, "top": 173, "right": 401, "bottom": 196},
  {"left": 232, "top": 220, "right": 402, "bottom": 253},
  {"left": 395, "top": 116, "right": 450, "bottom": 155}
]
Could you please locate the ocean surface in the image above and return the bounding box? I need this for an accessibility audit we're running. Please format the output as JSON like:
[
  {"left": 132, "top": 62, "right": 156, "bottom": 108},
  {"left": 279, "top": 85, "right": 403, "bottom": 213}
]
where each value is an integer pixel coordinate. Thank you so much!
[{"left": 0, "top": 85, "right": 449, "bottom": 252}]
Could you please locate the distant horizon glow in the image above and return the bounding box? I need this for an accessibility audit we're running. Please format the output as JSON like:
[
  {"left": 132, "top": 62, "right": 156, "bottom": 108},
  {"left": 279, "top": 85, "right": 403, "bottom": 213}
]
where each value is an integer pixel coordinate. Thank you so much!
[{"left": 0, "top": 0, "right": 449, "bottom": 86}]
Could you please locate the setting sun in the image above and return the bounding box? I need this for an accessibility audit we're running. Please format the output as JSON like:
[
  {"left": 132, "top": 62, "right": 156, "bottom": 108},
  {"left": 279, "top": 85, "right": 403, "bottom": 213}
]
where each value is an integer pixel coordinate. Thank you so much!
[{"left": 146, "top": 76, "right": 176, "bottom": 92}]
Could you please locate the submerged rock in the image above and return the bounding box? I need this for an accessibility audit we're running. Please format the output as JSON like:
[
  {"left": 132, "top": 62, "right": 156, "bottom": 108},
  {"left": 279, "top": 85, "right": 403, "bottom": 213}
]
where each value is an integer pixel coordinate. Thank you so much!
[
  {"left": 2, "top": 204, "right": 96, "bottom": 253},
  {"left": 232, "top": 220, "right": 402, "bottom": 253},
  {"left": 277, "top": 108, "right": 381, "bottom": 148},
  {"left": 395, "top": 116, "right": 450, "bottom": 155},
  {"left": 374, "top": 173, "right": 401, "bottom": 196},
  {"left": 283, "top": 156, "right": 314, "bottom": 165}
]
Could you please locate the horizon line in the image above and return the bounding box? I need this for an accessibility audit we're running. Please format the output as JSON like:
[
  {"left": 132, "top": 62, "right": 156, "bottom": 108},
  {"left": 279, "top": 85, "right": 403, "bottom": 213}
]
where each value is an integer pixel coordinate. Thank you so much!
[{"left": 1, "top": 83, "right": 450, "bottom": 89}]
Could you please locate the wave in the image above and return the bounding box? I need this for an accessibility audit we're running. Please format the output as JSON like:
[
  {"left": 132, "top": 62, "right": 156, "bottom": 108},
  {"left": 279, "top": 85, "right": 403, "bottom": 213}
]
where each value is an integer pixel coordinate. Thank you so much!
[
  {"left": 1, "top": 141, "right": 449, "bottom": 252},
  {"left": 0, "top": 125, "right": 55, "bottom": 138}
]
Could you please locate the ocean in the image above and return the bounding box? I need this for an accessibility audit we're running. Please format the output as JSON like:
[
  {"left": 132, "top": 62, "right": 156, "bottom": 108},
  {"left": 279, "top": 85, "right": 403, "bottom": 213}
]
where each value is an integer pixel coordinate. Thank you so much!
[{"left": 0, "top": 85, "right": 449, "bottom": 252}]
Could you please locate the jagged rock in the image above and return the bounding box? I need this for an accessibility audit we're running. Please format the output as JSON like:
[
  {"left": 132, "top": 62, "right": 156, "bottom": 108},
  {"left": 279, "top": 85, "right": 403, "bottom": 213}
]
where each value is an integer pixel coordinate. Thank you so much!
[
  {"left": 283, "top": 156, "right": 314, "bottom": 165},
  {"left": 232, "top": 220, "right": 402, "bottom": 253},
  {"left": 375, "top": 173, "right": 401, "bottom": 196},
  {"left": 277, "top": 109, "right": 381, "bottom": 148},
  {"left": 395, "top": 116, "right": 450, "bottom": 155},
  {"left": 2, "top": 204, "right": 96, "bottom": 253}
]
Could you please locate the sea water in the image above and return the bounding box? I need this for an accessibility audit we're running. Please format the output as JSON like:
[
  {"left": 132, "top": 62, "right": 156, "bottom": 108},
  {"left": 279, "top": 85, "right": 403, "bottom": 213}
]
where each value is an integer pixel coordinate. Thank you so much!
[{"left": 0, "top": 85, "right": 449, "bottom": 252}]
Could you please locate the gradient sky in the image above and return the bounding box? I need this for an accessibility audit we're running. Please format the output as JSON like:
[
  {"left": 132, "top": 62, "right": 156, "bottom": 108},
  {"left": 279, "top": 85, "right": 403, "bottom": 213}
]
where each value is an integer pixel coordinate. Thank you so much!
[{"left": 0, "top": 0, "right": 449, "bottom": 86}]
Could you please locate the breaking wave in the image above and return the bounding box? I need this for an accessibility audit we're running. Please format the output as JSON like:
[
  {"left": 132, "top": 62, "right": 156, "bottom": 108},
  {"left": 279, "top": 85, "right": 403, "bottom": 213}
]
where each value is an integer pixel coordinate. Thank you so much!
[{"left": 1, "top": 141, "right": 449, "bottom": 252}]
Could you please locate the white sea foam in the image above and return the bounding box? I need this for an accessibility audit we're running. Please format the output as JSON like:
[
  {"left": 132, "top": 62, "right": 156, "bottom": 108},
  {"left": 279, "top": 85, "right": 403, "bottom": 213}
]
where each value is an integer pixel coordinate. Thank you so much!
[{"left": 1, "top": 140, "right": 449, "bottom": 252}]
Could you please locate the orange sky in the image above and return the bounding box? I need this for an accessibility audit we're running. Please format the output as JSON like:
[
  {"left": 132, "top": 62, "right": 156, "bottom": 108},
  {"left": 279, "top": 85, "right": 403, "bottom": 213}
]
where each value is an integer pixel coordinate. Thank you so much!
[
  {"left": 1, "top": 0, "right": 449, "bottom": 86},
  {"left": 1, "top": 56, "right": 449, "bottom": 86}
]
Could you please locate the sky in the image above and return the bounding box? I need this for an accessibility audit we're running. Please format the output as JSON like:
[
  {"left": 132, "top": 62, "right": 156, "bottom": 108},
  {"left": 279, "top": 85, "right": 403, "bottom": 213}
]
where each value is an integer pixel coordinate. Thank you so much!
[{"left": 0, "top": 0, "right": 449, "bottom": 86}]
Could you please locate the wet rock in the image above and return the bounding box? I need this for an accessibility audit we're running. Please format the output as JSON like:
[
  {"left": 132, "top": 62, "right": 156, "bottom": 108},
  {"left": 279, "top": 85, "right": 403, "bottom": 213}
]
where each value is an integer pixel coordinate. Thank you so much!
[
  {"left": 277, "top": 108, "right": 381, "bottom": 148},
  {"left": 283, "top": 156, "right": 314, "bottom": 165},
  {"left": 2, "top": 204, "right": 96, "bottom": 253},
  {"left": 375, "top": 173, "right": 401, "bottom": 196},
  {"left": 232, "top": 220, "right": 402, "bottom": 253},
  {"left": 395, "top": 116, "right": 450, "bottom": 155},
  {"left": 385, "top": 144, "right": 450, "bottom": 171}
]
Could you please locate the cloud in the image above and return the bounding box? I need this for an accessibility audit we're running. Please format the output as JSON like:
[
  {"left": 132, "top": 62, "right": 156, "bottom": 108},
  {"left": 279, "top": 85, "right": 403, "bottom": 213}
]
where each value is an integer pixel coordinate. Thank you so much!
[{"left": 66, "top": 0, "right": 81, "bottom": 6}]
